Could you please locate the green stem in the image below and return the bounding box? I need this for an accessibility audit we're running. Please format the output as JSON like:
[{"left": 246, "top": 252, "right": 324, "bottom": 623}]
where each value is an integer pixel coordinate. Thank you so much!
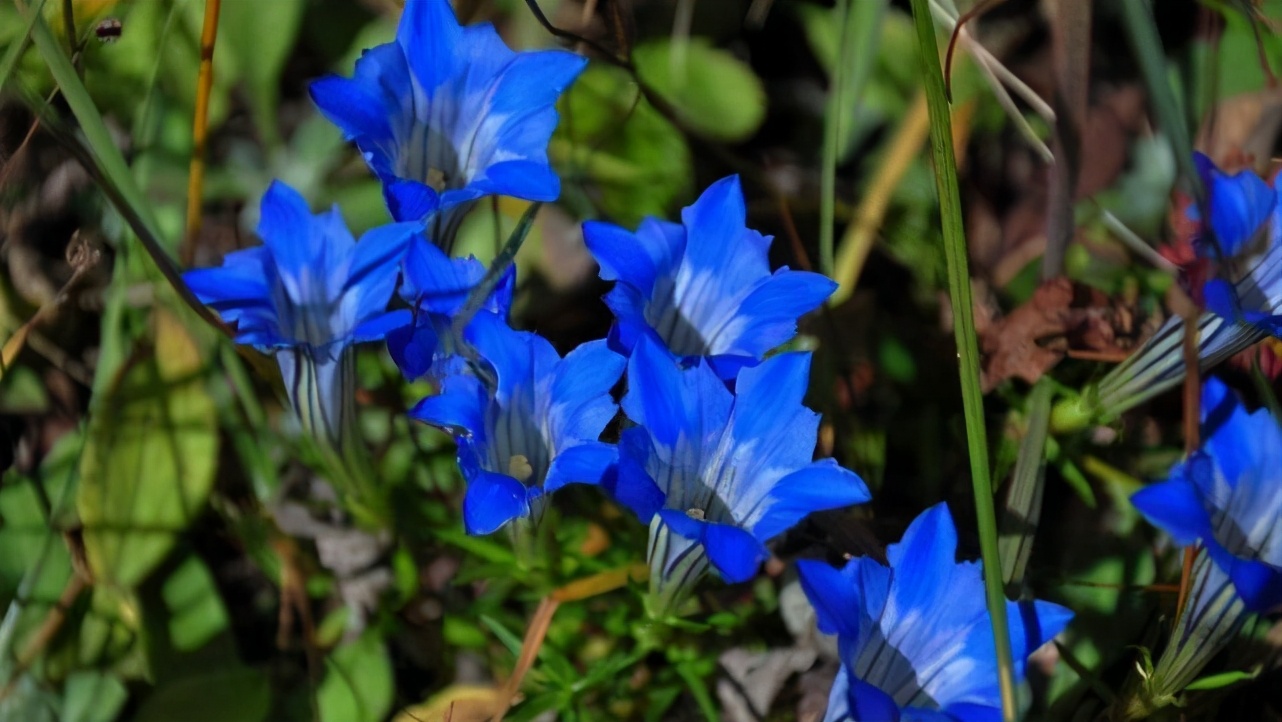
[
  {"left": 907, "top": 2, "right": 1016, "bottom": 719},
  {"left": 818, "top": 0, "right": 852, "bottom": 277}
]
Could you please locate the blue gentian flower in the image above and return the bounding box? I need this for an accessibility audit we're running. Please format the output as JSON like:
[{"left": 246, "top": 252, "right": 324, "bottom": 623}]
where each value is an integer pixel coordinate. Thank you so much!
[
  {"left": 1131, "top": 378, "right": 1282, "bottom": 613},
  {"left": 798, "top": 504, "right": 1073, "bottom": 722},
  {"left": 184, "top": 180, "right": 417, "bottom": 445},
  {"left": 584, "top": 175, "right": 837, "bottom": 378},
  {"left": 1190, "top": 152, "right": 1276, "bottom": 259},
  {"left": 1190, "top": 153, "right": 1282, "bottom": 336},
  {"left": 309, "top": 0, "right": 586, "bottom": 241},
  {"left": 409, "top": 312, "right": 624, "bottom": 535},
  {"left": 386, "top": 235, "right": 514, "bottom": 383},
  {"left": 1067, "top": 156, "right": 1282, "bottom": 426},
  {"left": 612, "top": 336, "right": 870, "bottom": 615},
  {"left": 1121, "top": 378, "right": 1282, "bottom": 713}
]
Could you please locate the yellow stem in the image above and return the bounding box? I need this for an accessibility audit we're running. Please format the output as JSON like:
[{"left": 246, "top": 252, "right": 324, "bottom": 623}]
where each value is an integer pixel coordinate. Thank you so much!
[{"left": 182, "top": 0, "right": 222, "bottom": 266}]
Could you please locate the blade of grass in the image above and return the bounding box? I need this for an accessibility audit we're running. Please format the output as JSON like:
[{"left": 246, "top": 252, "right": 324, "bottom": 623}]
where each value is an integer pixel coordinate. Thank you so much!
[
  {"left": 908, "top": 1, "right": 1016, "bottom": 718},
  {"left": 453, "top": 201, "right": 542, "bottom": 338},
  {"left": 999, "top": 378, "right": 1052, "bottom": 593},
  {"left": 0, "top": 0, "right": 45, "bottom": 95},
  {"left": 830, "top": 91, "right": 930, "bottom": 306},
  {"left": 818, "top": 0, "right": 885, "bottom": 278}
]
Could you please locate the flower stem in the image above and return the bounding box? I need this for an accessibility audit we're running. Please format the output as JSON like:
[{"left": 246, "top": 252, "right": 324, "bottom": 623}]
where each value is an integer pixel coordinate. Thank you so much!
[
  {"left": 907, "top": 2, "right": 1016, "bottom": 718},
  {"left": 281, "top": 347, "right": 388, "bottom": 526}
]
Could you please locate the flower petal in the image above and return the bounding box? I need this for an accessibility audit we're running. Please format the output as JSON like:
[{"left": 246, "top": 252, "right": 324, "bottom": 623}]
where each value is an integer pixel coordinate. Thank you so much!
[
  {"left": 547, "top": 339, "right": 624, "bottom": 445},
  {"left": 1195, "top": 151, "right": 1277, "bottom": 257},
  {"left": 462, "top": 469, "right": 531, "bottom": 536},
  {"left": 409, "top": 373, "right": 487, "bottom": 439},
  {"left": 712, "top": 269, "right": 836, "bottom": 357},
  {"left": 396, "top": 0, "right": 466, "bottom": 92},
  {"left": 604, "top": 428, "right": 666, "bottom": 521},
  {"left": 748, "top": 459, "right": 870, "bottom": 541},
  {"left": 797, "top": 559, "right": 863, "bottom": 638},
  {"left": 544, "top": 441, "right": 617, "bottom": 493},
  {"left": 1131, "top": 478, "right": 1212, "bottom": 546}
]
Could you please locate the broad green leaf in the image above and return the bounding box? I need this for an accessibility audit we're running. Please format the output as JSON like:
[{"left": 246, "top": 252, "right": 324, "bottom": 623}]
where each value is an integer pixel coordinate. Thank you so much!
[
  {"left": 162, "top": 555, "right": 229, "bottom": 652},
  {"left": 318, "top": 632, "right": 394, "bottom": 722},
  {"left": 62, "top": 671, "right": 128, "bottom": 722},
  {"left": 132, "top": 667, "right": 270, "bottom": 722},
  {"left": 78, "top": 308, "right": 218, "bottom": 589},
  {"left": 554, "top": 64, "right": 691, "bottom": 226},
  {"left": 632, "top": 39, "right": 766, "bottom": 142}
]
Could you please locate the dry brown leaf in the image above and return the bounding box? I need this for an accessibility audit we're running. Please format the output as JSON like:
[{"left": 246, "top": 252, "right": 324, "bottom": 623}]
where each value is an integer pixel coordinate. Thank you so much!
[{"left": 979, "top": 278, "right": 1137, "bottom": 391}]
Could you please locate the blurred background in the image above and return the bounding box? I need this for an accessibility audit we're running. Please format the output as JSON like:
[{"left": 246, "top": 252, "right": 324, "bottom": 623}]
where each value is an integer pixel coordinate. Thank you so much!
[{"left": 1, "top": 0, "right": 1281, "bottom": 720}]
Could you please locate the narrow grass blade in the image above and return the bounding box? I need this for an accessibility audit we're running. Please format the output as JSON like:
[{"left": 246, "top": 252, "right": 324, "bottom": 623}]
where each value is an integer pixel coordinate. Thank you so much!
[
  {"left": 1042, "top": 0, "right": 1091, "bottom": 279},
  {"left": 1120, "top": 0, "right": 1202, "bottom": 203},
  {"left": 908, "top": 0, "right": 1017, "bottom": 717},
  {"left": 453, "top": 202, "right": 542, "bottom": 337},
  {"left": 999, "top": 378, "right": 1052, "bottom": 593},
  {"left": 818, "top": 0, "right": 886, "bottom": 278},
  {"left": 830, "top": 91, "right": 930, "bottom": 306},
  {"left": 0, "top": 0, "right": 45, "bottom": 95}
]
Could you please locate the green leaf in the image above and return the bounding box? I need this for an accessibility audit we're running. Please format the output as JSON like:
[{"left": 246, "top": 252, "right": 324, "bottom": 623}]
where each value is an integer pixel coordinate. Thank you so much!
[
  {"left": 62, "top": 671, "right": 129, "bottom": 722},
  {"left": 554, "top": 64, "right": 691, "bottom": 226},
  {"left": 162, "top": 555, "right": 230, "bottom": 652},
  {"left": 479, "top": 614, "right": 525, "bottom": 657},
  {"left": 132, "top": 667, "right": 270, "bottom": 722},
  {"left": 1184, "top": 668, "right": 1258, "bottom": 691},
  {"left": 0, "top": 674, "right": 56, "bottom": 722},
  {"left": 318, "top": 632, "right": 394, "bottom": 722},
  {"left": 632, "top": 39, "right": 766, "bottom": 142},
  {"left": 78, "top": 309, "right": 218, "bottom": 589}
]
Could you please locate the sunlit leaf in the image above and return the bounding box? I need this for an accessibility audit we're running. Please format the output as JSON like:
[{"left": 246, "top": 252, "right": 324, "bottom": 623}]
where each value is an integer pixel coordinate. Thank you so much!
[
  {"left": 632, "top": 39, "right": 766, "bottom": 142},
  {"left": 318, "top": 631, "right": 394, "bottom": 722},
  {"left": 62, "top": 671, "right": 128, "bottom": 722},
  {"left": 78, "top": 308, "right": 218, "bottom": 589},
  {"left": 554, "top": 64, "right": 692, "bottom": 226}
]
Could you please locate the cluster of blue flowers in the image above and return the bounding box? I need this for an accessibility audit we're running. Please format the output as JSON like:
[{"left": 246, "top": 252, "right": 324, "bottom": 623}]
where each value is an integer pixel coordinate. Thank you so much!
[{"left": 184, "top": 2, "right": 1076, "bottom": 719}]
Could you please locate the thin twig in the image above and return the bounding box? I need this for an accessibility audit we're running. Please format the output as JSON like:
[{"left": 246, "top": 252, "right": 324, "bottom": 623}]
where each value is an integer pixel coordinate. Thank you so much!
[{"left": 492, "top": 597, "right": 560, "bottom": 722}]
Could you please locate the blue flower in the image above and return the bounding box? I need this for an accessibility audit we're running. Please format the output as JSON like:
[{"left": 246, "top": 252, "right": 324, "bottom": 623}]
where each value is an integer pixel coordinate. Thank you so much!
[
  {"left": 612, "top": 336, "right": 870, "bottom": 613},
  {"left": 584, "top": 175, "right": 837, "bottom": 378},
  {"left": 798, "top": 504, "right": 1073, "bottom": 722},
  {"left": 1190, "top": 153, "right": 1282, "bottom": 337},
  {"left": 184, "top": 180, "right": 416, "bottom": 444},
  {"left": 409, "top": 312, "right": 624, "bottom": 535},
  {"left": 1131, "top": 378, "right": 1282, "bottom": 612},
  {"left": 386, "top": 235, "right": 514, "bottom": 383},
  {"left": 309, "top": 0, "right": 586, "bottom": 238},
  {"left": 1191, "top": 152, "right": 1276, "bottom": 258}
]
